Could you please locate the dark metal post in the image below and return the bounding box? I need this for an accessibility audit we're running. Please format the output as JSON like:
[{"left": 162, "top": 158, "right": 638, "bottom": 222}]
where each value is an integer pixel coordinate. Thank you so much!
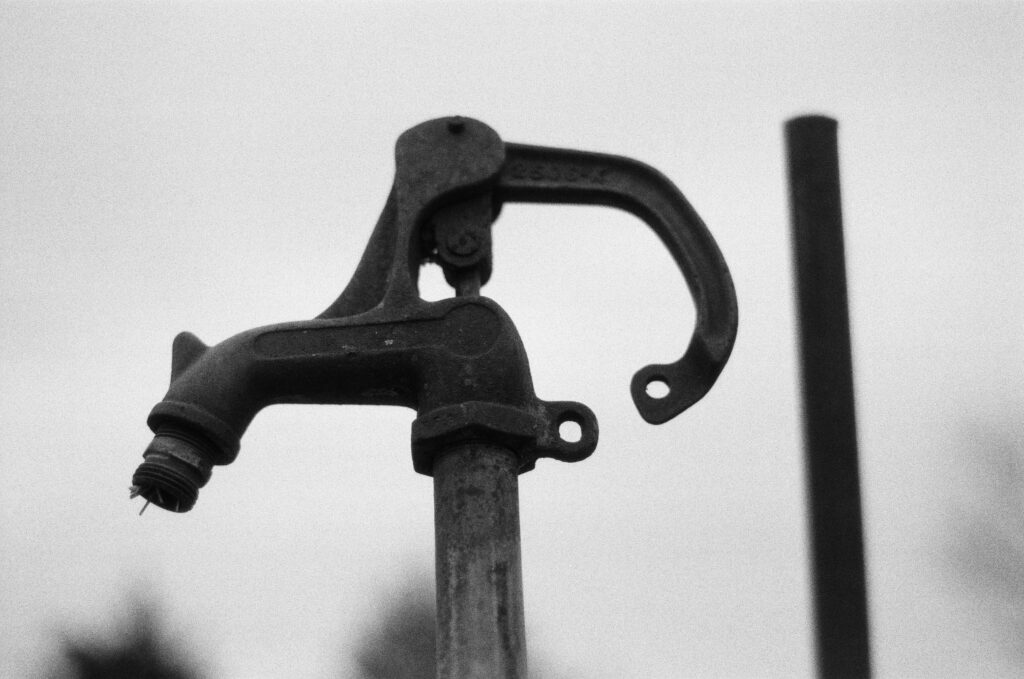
[
  {"left": 433, "top": 442, "right": 527, "bottom": 679},
  {"left": 785, "top": 115, "right": 872, "bottom": 679}
]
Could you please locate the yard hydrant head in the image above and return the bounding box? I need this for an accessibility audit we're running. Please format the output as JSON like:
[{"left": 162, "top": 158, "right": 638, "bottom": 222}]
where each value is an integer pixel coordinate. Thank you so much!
[{"left": 129, "top": 115, "right": 737, "bottom": 514}]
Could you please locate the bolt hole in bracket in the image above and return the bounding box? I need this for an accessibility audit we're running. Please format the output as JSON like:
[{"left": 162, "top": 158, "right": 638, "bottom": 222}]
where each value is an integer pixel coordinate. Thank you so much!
[
  {"left": 131, "top": 115, "right": 736, "bottom": 512},
  {"left": 644, "top": 378, "right": 671, "bottom": 400},
  {"left": 543, "top": 402, "right": 597, "bottom": 462},
  {"left": 558, "top": 420, "right": 582, "bottom": 444}
]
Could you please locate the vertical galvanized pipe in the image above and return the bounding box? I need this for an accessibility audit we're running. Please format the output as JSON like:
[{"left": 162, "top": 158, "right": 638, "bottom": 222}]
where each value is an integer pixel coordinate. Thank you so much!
[
  {"left": 433, "top": 442, "right": 527, "bottom": 679},
  {"left": 785, "top": 115, "right": 872, "bottom": 679}
]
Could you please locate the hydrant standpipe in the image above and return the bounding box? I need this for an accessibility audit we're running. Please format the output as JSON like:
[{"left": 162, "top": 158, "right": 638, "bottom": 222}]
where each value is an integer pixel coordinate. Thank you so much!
[{"left": 130, "top": 117, "right": 738, "bottom": 679}]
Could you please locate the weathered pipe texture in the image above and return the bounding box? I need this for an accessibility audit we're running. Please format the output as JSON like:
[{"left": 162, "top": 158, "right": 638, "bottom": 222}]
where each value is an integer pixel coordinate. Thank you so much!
[{"left": 434, "top": 444, "right": 526, "bottom": 679}]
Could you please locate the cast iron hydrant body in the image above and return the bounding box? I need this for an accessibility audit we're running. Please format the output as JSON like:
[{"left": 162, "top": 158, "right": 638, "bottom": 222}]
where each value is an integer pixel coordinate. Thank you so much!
[{"left": 130, "top": 117, "right": 738, "bottom": 677}]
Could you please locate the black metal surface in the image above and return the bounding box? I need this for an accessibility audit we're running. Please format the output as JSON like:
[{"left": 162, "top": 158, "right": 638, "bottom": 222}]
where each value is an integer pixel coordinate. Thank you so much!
[
  {"left": 786, "top": 115, "right": 872, "bottom": 679},
  {"left": 133, "top": 295, "right": 596, "bottom": 511},
  {"left": 498, "top": 143, "right": 737, "bottom": 422},
  {"left": 131, "top": 116, "right": 738, "bottom": 513}
]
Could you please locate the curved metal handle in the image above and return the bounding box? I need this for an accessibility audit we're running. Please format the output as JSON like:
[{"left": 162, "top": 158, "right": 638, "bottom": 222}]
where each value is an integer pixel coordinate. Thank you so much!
[
  {"left": 497, "top": 143, "right": 738, "bottom": 423},
  {"left": 319, "top": 117, "right": 736, "bottom": 423}
]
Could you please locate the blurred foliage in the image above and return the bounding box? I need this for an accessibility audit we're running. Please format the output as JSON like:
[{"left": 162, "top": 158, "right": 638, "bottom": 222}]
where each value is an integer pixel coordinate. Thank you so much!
[
  {"left": 353, "top": 585, "right": 436, "bottom": 679},
  {"left": 49, "top": 599, "right": 205, "bottom": 679},
  {"left": 948, "top": 421, "right": 1024, "bottom": 664},
  {"left": 350, "top": 578, "right": 574, "bottom": 679},
  {"left": 47, "top": 576, "right": 574, "bottom": 679}
]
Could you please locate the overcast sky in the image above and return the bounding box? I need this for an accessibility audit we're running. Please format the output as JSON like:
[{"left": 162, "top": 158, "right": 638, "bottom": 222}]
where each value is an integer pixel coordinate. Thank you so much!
[{"left": 1, "top": 2, "right": 1021, "bottom": 678}]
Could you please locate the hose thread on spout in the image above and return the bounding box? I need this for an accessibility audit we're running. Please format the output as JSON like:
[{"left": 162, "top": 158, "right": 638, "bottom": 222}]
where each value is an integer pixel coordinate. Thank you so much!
[{"left": 131, "top": 425, "right": 219, "bottom": 513}]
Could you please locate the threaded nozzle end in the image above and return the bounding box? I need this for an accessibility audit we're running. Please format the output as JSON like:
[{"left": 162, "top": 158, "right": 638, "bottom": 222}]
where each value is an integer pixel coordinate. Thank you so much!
[{"left": 131, "top": 426, "right": 218, "bottom": 513}]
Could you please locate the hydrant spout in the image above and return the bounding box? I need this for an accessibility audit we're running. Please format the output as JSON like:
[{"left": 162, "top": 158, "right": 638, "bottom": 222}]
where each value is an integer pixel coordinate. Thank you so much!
[
  {"left": 131, "top": 297, "right": 598, "bottom": 513},
  {"left": 133, "top": 314, "right": 418, "bottom": 512}
]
